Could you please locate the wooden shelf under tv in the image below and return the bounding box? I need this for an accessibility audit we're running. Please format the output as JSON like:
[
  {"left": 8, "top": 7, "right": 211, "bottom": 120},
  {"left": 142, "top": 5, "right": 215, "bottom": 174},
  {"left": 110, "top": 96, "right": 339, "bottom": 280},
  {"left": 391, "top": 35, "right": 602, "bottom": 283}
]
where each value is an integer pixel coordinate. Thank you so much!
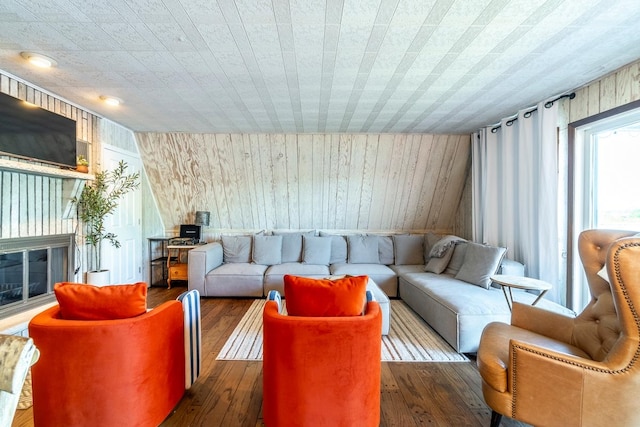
[{"left": 0, "top": 157, "right": 94, "bottom": 180}]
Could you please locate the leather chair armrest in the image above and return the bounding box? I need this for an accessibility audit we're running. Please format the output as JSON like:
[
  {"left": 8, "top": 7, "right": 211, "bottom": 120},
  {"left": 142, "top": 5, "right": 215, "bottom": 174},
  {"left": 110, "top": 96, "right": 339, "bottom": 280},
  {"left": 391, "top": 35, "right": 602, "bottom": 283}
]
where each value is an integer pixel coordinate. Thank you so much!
[{"left": 511, "top": 302, "right": 575, "bottom": 343}]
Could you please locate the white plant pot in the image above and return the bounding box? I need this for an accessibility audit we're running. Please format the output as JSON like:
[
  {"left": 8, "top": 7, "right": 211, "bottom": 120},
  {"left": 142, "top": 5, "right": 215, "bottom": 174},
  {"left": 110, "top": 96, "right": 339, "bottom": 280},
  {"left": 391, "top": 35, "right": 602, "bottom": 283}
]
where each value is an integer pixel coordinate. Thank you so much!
[{"left": 86, "top": 270, "right": 111, "bottom": 287}]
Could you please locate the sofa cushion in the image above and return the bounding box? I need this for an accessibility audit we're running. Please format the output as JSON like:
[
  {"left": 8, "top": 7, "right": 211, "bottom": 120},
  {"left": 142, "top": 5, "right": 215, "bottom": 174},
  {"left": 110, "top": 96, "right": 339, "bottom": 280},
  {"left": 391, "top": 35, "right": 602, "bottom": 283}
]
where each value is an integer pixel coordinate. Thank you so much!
[
  {"left": 274, "top": 231, "right": 315, "bottom": 263},
  {"left": 429, "top": 235, "right": 466, "bottom": 258},
  {"left": 264, "top": 263, "right": 331, "bottom": 295},
  {"left": 424, "top": 232, "right": 441, "bottom": 263},
  {"left": 266, "top": 263, "right": 331, "bottom": 276},
  {"left": 284, "top": 274, "right": 368, "bottom": 317},
  {"left": 389, "top": 264, "right": 425, "bottom": 275},
  {"left": 348, "top": 235, "right": 379, "bottom": 264},
  {"left": 253, "top": 235, "right": 283, "bottom": 265},
  {"left": 393, "top": 234, "right": 424, "bottom": 265},
  {"left": 330, "top": 263, "right": 398, "bottom": 297},
  {"left": 444, "top": 242, "right": 468, "bottom": 275},
  {"left": 377, "top": 235, "right": 394, "bottom": 265},
  {"left": 208, "top": 262, "right": 267, "bottom": 276},
  {"left": 221, "top": 235, "right": 252, "bottom": 263},
  {"left": 54, "top": 282, "right": 147, "bottom": 320},
  {"left": 302, "top": 236, "right": 332, "bottom": 265},
  {"left": 425, "top": 245, "right": 455, "bottom": 274},
  {"left": 455, "top": 242, "right": 507, "bottom": 289},
  {"left": 320, "top": 232, "right": 348, "bottom": 264}
]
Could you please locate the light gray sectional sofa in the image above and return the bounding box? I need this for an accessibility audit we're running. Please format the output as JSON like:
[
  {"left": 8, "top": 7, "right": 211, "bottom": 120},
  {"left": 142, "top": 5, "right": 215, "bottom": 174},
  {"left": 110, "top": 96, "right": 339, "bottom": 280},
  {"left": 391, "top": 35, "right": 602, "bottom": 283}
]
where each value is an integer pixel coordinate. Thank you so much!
[{"left": 188, "top": 231, "right": 570, "bottom": 353}]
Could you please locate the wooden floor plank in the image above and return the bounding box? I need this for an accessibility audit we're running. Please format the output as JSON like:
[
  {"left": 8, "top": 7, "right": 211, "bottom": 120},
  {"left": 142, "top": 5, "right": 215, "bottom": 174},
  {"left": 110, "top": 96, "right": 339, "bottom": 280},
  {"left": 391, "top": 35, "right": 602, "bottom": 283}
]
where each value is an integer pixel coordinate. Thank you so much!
[
  {"left": 12, "top": 287, "right": 529, "bottom": 427},
  {"left": 380, "top": 363, "right": 420, "bottom": 427}
]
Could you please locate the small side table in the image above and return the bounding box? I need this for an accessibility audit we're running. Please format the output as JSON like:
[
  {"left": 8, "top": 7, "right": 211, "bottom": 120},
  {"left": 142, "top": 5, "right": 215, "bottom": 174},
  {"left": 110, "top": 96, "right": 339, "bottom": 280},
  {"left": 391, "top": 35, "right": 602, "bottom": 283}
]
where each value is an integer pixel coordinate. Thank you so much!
[
  {"left": 167, "top": 244, "right": 199, "bottom": 289},
  {"left": 490, "top": 274, "right": 552, "bottom": 311}
]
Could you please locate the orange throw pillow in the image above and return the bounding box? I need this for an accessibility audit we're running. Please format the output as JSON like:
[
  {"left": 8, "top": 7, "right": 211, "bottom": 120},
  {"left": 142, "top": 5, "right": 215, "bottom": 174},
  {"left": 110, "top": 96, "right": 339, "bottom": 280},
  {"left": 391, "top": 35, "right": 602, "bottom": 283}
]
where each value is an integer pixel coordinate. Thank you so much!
[
  {"left": 284, "top": 275, "right": 368, "bottom": 317},
  {"left": 54, "top": 282, "right": 147, "bottom": 320}
]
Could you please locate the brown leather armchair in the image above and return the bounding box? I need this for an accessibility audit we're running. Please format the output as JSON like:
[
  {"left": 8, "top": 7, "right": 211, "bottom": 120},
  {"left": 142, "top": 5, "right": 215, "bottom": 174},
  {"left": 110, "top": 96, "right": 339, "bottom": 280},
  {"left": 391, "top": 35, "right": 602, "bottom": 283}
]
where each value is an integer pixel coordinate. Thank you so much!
[{"left": 477, "top": 229, "right": 640, "bottom": 427}]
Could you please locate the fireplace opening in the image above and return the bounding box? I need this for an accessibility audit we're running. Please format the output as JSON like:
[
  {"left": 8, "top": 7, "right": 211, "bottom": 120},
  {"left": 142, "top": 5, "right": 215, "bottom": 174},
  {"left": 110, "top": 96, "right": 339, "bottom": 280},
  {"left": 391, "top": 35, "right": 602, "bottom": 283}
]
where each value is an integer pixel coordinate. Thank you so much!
[{"left": 0, "top": 234, "right": 74, "bottom": 319}]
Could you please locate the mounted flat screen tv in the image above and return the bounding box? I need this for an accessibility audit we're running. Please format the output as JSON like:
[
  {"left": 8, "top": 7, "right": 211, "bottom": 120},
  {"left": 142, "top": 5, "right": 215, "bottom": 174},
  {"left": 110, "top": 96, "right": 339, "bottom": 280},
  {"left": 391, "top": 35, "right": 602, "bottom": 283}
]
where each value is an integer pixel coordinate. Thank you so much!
[{"left": 0, "top": 92, "right": 77, "bottom": 168}]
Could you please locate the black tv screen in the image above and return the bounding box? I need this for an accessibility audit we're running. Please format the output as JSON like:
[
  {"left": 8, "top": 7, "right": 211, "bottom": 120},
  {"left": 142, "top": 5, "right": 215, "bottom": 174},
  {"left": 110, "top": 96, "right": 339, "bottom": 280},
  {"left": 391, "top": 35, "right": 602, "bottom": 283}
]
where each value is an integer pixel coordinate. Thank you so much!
[{"left": 0, "top": 92, "right": 77, "bottom": 168}]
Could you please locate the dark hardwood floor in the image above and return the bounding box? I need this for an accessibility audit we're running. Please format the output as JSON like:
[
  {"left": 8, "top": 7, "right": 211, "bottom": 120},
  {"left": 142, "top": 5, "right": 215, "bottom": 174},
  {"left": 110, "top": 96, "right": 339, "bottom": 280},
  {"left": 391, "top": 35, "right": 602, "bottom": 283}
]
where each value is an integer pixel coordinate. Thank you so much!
[{"left": 13, "top": 285, "right": 528, "bottom": 427}]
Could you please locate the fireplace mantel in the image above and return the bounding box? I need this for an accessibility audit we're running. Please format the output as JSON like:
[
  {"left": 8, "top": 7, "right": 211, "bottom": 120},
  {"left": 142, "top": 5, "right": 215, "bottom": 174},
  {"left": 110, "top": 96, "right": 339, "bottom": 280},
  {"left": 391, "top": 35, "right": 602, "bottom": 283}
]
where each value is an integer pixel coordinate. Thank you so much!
[
  {"left": 0, "top": 157, "right": 95, "bottom": 218},
  {"left": 0, "top": 157, "right": 94, "bottom": 180}
]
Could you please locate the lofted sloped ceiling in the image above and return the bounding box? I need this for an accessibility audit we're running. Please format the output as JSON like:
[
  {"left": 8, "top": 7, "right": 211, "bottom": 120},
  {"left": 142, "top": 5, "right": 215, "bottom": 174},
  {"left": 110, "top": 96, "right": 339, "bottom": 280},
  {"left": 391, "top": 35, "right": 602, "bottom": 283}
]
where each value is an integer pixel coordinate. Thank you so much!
[{"left": 0, "top": 0, "right": 639, "bottom": 134}]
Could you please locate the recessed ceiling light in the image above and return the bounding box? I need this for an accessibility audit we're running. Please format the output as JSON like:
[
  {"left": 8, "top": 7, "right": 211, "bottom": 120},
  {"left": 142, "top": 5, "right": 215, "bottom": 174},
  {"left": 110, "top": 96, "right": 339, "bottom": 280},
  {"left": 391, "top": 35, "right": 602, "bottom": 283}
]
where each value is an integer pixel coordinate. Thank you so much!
[
  {"left": 99, "top": 95, "right": 123, "bottom": 106},
  {"left": 20, "top": 51, "right": 57, "bottom": 68}
]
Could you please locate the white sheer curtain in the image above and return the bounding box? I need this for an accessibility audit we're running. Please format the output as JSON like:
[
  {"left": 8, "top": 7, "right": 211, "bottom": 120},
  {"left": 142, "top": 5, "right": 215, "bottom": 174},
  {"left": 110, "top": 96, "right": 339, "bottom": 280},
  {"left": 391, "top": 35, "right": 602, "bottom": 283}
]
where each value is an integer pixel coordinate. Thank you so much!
[{"left": 472, "top": 101, "right": 564, "bottom": 304}]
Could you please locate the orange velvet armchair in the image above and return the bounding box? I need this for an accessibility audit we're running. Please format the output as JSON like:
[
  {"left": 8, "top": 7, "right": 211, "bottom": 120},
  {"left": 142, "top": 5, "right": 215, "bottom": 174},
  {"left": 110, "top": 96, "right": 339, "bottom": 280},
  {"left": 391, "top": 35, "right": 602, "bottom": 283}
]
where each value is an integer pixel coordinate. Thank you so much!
[
  {"left": 28, "top": 300, "right": 186, "bottom": 427},
  {"left": 262, "top": 291, "right": 382, "bottom": 427},
  {"left": 477, "top": 229, "right": 640, "bottom": 427}
]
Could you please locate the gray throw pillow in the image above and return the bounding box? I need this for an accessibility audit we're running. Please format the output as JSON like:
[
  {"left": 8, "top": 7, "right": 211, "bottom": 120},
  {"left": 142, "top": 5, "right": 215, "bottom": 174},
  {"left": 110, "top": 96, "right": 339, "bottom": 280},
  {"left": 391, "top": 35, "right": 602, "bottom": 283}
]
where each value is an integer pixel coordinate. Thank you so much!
[
  {"left": 424, "top": 245, "right": 455, "bottom": 274},
  {"left": 424, "top": 232, "right": 440, "bottom": 264},
  {"left": 221, "top": 235, "right": 252, "bottom": 263},
  {"left": 455, "top": 242, "right": 507, "bottom": 289},
  {"left": 320, "top": 232, "right": 347, "bottom": 264},
  {"left": 302, "top": 236, "right": 332, "bottom": 265},
  {"left": 444, "top": 242, "right": 468, "bottom": 275},
  {"left": 252, "top": 235, "right": 283, "bottom": 266},
  {"left": 348, "top": 235, "right": 379, "bottom": 264},
  {"left": 377, "top": 235, "right": 394, "bottom": 265},
  {"left": 393, "top": 234, "right": 424, "bottom": 265},
  {"left": 274, "top": 231, "right": 315, "bottom": 263}
]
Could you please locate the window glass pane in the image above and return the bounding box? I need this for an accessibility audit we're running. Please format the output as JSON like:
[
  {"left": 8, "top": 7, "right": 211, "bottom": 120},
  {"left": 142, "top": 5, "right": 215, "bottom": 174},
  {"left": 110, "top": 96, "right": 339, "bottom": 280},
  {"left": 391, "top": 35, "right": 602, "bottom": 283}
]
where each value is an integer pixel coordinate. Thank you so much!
[
  {"left": 0, "top": 252, "right": 24, "bottom": 307},
  {"left": 51, "top": 247, "right": 67, "bottom": 286},
  {"left": 29, "top": 249, "right": 48, "bottom": 298},
  {"left": 595, "top": 128, "right": 640, "bottom": 230}
]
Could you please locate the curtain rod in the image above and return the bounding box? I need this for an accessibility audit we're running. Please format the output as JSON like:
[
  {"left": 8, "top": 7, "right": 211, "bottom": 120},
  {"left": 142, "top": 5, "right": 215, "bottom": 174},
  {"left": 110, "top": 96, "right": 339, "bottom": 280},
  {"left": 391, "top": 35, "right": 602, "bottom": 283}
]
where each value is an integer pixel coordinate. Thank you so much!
[{"left": 489, "top": 92, "right": 576, "bottom": 134}]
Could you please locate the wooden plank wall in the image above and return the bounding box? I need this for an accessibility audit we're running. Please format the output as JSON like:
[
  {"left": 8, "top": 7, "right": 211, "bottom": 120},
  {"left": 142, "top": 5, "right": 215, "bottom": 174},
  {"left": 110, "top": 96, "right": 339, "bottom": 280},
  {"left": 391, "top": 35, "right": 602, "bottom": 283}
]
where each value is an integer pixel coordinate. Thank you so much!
[
  {"left": 135, "top": 132, "right": 471, "bottom": 238},
  {"left": 560, "top": 59, "right": 640, "bottom": 123},
  {"left": 0, "top": 72, "right": 98, "bottom": 239}
]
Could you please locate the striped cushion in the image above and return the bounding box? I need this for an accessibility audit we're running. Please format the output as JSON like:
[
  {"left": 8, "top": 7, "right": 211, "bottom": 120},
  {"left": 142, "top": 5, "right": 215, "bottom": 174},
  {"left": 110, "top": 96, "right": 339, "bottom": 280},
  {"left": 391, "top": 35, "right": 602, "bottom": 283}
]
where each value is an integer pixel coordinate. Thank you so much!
[{"left": 177, "top": 289, "right": 201, "bottom": 389}]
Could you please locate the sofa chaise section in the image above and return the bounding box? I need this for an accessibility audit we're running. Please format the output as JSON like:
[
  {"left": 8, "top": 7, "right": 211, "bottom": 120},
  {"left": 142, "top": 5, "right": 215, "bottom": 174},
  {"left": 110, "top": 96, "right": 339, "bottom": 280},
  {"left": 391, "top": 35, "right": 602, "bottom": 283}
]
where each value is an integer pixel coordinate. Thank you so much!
[{"left": 399, "top": 271, "right": 573, "bottom": 353}]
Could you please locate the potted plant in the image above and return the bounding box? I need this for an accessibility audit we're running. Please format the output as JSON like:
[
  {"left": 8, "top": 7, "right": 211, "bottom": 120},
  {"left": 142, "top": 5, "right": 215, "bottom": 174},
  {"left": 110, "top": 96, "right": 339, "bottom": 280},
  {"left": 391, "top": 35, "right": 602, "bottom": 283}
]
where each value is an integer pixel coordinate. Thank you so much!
[
  {"left": 76, "top": 155, "right": 89, "bottom": 173},
  {"left": 73, "top": 160, "right": 140, "bottom": 285}
]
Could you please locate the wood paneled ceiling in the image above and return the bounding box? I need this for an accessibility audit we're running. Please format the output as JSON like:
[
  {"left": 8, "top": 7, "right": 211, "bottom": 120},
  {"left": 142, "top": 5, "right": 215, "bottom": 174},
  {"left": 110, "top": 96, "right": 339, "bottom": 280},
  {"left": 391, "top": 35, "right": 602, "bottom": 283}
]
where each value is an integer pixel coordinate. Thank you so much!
[{"left": 1, "top": 0, "right": 639, "bottom": 134}]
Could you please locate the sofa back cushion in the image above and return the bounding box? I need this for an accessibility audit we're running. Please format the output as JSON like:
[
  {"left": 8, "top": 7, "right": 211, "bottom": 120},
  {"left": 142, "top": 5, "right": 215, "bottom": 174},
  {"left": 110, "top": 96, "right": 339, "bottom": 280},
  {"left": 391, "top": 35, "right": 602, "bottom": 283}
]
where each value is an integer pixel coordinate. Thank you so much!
[
  {"left": 319, "top": 232, "right": 348, "bottom": 264},
  {"left": 302, "top": 236, "right": 332, "bottom": 265},
  {"left": 253, "top": 235, "right": 283, "bottom": 265},
  {"left": 424, "top": 232, "right": 441, "bottom": 263},
  {"left": 222, "top": 234, "right": 253, "bottom": 263},
  {"left": 347, "top": 235, "right": 380, "bottom": 264},
  {"left": 54, "top": 282, "right": 147, "bottom": 320},
  {"left": 393, "top": 234, "right": 425, "bottom": 265},
  {"left": 274, "top": 231, "right": 316, "bottom": 263},
  {"left": 377, "top": 235, "right": 395, "bottom": 265},
  {"left": 284, "top": 274, "right": 368, "bottom": 317}
]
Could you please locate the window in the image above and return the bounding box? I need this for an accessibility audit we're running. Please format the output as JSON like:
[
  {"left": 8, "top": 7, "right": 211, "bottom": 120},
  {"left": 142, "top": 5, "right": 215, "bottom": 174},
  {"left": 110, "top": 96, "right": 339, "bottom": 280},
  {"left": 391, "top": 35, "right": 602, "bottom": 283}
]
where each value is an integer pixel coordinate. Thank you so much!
[{"left": 569, "top": 105, "right": 640, "bottom": 309}]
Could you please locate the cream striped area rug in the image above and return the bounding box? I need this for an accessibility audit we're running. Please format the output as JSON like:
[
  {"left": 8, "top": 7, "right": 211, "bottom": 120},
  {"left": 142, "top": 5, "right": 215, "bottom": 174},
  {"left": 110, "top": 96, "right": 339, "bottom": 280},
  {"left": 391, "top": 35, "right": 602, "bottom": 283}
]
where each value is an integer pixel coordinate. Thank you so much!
[{"left": 216, "top": 299, "right": 468, "bottom": 362}]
